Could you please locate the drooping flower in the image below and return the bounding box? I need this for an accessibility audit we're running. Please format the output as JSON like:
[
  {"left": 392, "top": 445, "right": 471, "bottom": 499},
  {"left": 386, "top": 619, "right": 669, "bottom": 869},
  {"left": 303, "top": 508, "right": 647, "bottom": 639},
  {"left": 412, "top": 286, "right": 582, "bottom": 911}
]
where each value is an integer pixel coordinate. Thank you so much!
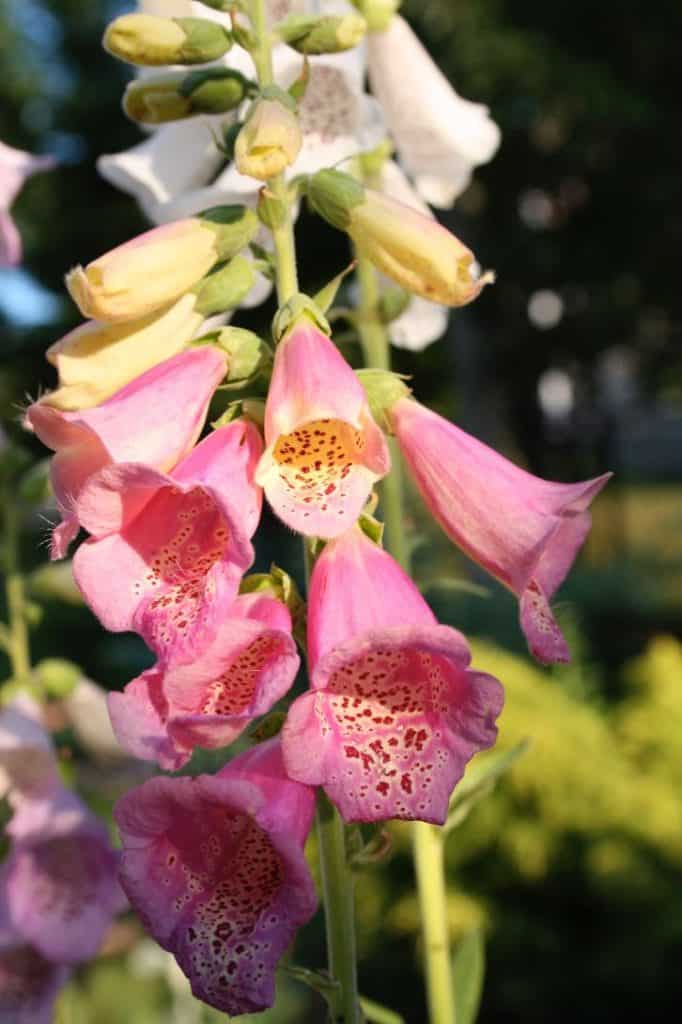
[
  {"left": 40, "top": 293, "right": 205, "bottom": 411},
  {"left": 73, "top": 419, "right": 263, "bottom": 660},
  {"left": 0, "top": 910, "right": 69, "bottom": 1024},
  {"left": 234, "top": 99, "right": 303, "bottom": 181},
  {"left": 108, "top": 592, "right": 299, "bottom": 770},
  {"left": 367, "top": 14, "right": 501, "bottom": 208},
  {"left": 281, "top": 527, "right": 503, "bottom": 824},
  {"left": 2, "top": 785, "right": 123, "bottom": 965},
  {"left": 0, "top": 696, "right": 59, "bottom": 802},
  {"left": 25, "top": 347, "right": 227, "bottom": 558},
  {"left": 256, "top": 317, "right": 390, "bottom": 537},
  {"left": 115, "top": 739, "right": 317, "bottom": 1016},
  {"left": 0, "top": 140, "right": 55, "bottom": 267},
  {"left": 390, "top": 396, "right": 611, "bottom": 664}
]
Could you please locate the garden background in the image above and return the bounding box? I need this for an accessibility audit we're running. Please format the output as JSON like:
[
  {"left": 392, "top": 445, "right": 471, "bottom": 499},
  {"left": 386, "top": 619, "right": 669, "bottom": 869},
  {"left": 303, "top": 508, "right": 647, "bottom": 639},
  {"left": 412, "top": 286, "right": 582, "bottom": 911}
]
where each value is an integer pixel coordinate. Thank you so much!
[{"left": 1, "top": 1, "right": 681, "bottom": 1021}]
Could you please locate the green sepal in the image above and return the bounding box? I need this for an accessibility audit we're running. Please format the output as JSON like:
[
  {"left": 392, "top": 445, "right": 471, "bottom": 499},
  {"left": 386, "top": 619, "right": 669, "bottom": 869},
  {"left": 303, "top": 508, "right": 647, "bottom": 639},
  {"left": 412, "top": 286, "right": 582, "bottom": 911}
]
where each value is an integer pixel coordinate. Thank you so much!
[
  {"left": 313, "top": 261, "right": 357, "bottom": 314},
  {"left": 192, "top": 255, "right": 255, "bottom": 316},
  {"left": 350, "top": 0, "right": 402, "bottom": 33},
  {"left": 349, "top": 825, "right": 393, "bottom": 869},
  {"left": 453, "top": 930, "right": 486, "bottom": 1024},
  {"left": 218, "top": 120, "right": 243, "bottom": 160},
  {"left": 198, "top": 204, "right": 259, "bottom": 261},
  {"left": 174, "top": 17, "right": 232, "bottom": 63},
  {"left": 444, "top": 739, "right": 531, "bottom": 833},
  {"left": 277, "top": 13, "right": 367, "bottom": 55},
  {"left": 201, "top": 326, "right": 272, "bottom": 389},
  {"left": 288, "top": 56, "right": 310, "bottom": 103},
  {"left": 356, "top": 137, "right": 394, "bottom": 180},
  {"left": 356, "top": 368, "right": 411, "bottom": 431},
  {"left": 272, "top": 293, "right": 331, "bottom": 343},
  {"left": 257, "top": 186, "right": 288, "bottom": 230},
  {"left": 377, "top": 286, "right": 411, "bottom": 324},
  {"left": 259, "top": 83, "right": 297, "bottom": 113},
  {"left": 180, "top": 67, "right": 255, "bottom": 112},
  {"left": 358, "top": 509, "right": 384, "bottom": 546},
  {"left": 248, "top": 710, "right": 287, "bottom": 743},
  {"left": 280, "top": 964, "right": 339, "bottom": 1002},
  {"left": 240, "top": 565, "right": 307, "bottom": 653},
  {"left": 360, "top": 995, "right": 406, "bottom": 1024},
  {"left": 308, "top": 169, "right": 365, "bottom": 231}
]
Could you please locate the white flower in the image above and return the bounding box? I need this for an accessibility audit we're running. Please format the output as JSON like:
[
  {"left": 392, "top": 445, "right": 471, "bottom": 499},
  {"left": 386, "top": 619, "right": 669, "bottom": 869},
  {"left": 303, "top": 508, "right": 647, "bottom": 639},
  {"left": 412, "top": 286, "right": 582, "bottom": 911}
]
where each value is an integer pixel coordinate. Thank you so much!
[
  {"left": 367, "top": 14, "right": 500, "bottom": 208},
  {"left": 377, "top": 160, "right": 449, "bottom": 351},
  {"left": 0, "top": 141, "right": 54, "bottom": 266}
]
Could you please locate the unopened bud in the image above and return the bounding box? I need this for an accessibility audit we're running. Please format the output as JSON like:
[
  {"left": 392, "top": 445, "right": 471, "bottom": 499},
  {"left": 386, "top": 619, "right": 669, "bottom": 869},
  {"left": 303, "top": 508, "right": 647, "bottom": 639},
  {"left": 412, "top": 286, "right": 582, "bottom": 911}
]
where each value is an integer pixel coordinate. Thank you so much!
[
  {"left": 211, "top": 326, "right": 272, "bottom": 384},
  {"left": 103, "top": 14, "right": 232, "bottom": 67},
  {"left": 235, "top": 99, "right": 302, "bottom": 181},
  {"left": 28, "top": 562, "right": 84, "bottom": 606},
  {"left": 350, "top": 0, "right": 401, "bottom": 32},
  {"left": 192, "top": 256, "right": 256, "bottom": 316},
  {"left": 309, "top": 169, "right": 494, "bottom": 306},
  {"left": 278, "top": 13, "right": 367, "bottom": 54},
  {"left": 123, "top": 76, "right": 191, "bottom": 124},
  {"left": 34, "top": 658, "right": 81, "bottom": 699},
  {"left": 180, "top": 67, "right": 253, "bottom": 113}
]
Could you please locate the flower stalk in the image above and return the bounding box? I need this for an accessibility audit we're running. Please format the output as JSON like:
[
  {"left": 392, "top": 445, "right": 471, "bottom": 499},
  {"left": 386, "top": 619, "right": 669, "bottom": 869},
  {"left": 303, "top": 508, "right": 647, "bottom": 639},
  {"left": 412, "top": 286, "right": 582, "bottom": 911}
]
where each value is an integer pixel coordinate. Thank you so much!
[{"left": 2, "top": 495, "right": 31, "bottom": 683}]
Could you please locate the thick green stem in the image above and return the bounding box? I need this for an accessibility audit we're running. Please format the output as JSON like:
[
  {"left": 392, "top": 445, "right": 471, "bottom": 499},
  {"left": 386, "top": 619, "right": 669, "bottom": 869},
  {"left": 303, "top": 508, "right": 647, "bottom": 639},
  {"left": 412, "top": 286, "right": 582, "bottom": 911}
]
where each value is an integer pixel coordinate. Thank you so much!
[
  {"left": 2, "top": 498, "right": 31, "bottom": 682},
  {"left": 248, "top": 4, "right": 359, "bottom": 1021},
  {"left": 354, "top": 253, "right": 456, "bottom": 1024},
  {"left": 316, "top": 795, "right": 362, "bottom": 1024}
]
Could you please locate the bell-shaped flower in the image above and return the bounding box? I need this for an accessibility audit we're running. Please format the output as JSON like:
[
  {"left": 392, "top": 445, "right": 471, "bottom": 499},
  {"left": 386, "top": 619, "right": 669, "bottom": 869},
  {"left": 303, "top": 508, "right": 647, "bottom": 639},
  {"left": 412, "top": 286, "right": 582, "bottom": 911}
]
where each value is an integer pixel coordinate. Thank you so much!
[
  {"left": 25, "top": 347, "right": 226, "bottom": 559},
  {"left": 0, "top": 907, "right": 69, "bottom": 1024},
  {"left": 281, "top": 527, "right": 503, "bottom": 823},
  {"left": 115, "top": 739, "right": 317, "bottom": 1016},
  {"left": 2, "top": 785, "right": 123, "bottom": 964},
  {"left": 390, "top": 397, "right": 611, "bottom": 664},
  {"left": 256, "top": 317, "right": 389, "bottom": 537},
  {"left": 234, "top": 99, "right": 303, "bottom": 181},
  {"left": 0, "top": 140, "right": 55, "bottom": 267},
  {"left": 0, "top": 696, "right": 59, "bottom": 802},
  {"left": 108, "top": 593, "right": 299, "bottom": 770},
  {"left": 40, "top": 293, "right": 205, "bottom": 411},
  {"left": 367, "top": 14, "right": 500, "bottom": 208},
  {"left": 73, "top": 419, "right": 263, "bottom": 660}
]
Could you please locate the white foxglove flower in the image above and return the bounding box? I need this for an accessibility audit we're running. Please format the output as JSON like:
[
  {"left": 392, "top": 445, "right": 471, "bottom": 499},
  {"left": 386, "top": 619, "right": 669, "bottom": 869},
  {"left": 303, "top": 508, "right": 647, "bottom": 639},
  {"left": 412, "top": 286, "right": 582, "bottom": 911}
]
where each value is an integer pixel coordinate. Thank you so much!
[
  {"left": 0, "top": 141, "right": 54, "bottom": 266},
  {"left": 367, "top": 15, "right": 500, "bottom": 208},
  {"left": 377, "top": 160, "right": 449, "bottom": 350}
]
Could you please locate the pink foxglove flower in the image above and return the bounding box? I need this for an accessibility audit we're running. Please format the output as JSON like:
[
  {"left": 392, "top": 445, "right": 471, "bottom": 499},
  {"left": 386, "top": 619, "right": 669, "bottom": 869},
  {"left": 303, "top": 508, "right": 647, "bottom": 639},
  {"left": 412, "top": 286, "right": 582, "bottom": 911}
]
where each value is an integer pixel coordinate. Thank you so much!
[
  {"left": 281, "top": 527, "right": 503, "bottom": 824},
  {"left": 0, "top": 910, "right": 69, "bottom": 1024},
  {"left": 256, "top": 318, "right": 390, "bottom": 537},
  {"left": 390, "top": 397, "right": 611, "bottom": 664},
  {"left": 73, "top": 419, "right": 263, "bottom": 659},
  {"left": 367, "top": 15, "right": 500, "bottom": 208},
  {"left": 0, "top": 140, "right": 55, "bottom": 267},
  {"left": 0, "top": 696, "right": 59, "bottom": 801},
  {"left": 115, "top": 739, "right": 317, "bottom": 1016},
  {"left": 108, "top": 593, "right": 299, "bottom": 770},
  {"left": 3, "top": 786, "right": 123, "bottom": 965},
  {"left": 25, "top": 347, "right": 226, "bottom": 559}
]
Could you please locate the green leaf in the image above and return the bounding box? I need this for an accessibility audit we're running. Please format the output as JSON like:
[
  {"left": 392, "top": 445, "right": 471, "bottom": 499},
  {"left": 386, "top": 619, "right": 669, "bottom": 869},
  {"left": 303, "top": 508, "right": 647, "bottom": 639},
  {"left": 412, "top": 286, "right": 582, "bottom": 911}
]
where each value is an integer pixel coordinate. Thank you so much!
[
  {"left": 360, "top": 995, "right": 406, "bottom": 1024},
  {"left": 313, "top": 260, "right": 357, "bottom": 314},
  {"left": 452, "top": 929, "right": 485, "bottom": 1024}
]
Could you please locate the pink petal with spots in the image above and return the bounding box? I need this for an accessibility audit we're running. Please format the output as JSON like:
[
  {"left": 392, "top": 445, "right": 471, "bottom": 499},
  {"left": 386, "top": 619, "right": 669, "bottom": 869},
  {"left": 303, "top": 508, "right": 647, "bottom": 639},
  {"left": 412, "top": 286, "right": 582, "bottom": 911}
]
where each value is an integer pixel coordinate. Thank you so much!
[
  {"left": 24, "top": 348, "right": 227, "bottom": 559},
  {"left": 5, "top": 787, "right": 122, "bottom": 964},
  {"left": 282, "top": 625, "right": 503, "bottom": 824},
  {"left": 0, "top": 911, "right": 69, "bottom": 1024},
  {"left": 114, "top": 740, "right": 316, "bottom": 1016},
  {"left": 307, "top": 526, "right": 437, "bottom": 666},
  {"left": 392, "top": 397, "right": 611, "bottom": 664},
  {"left": 257, "top": 321, "right": 390, "bottom": 538},
  {"left": 73, "top": 423, "right": 263, "bottom": 658},
  {"left": 109, "top": 597, "right": 299, "bottom": 770}
]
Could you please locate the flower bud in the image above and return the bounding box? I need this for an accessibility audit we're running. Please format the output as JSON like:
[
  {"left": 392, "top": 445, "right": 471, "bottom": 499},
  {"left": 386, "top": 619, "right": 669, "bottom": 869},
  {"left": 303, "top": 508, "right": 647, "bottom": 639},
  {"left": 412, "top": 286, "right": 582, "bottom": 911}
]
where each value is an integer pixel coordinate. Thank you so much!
[
  {"left": 103, "top": 14, "right": 232, "bottom": 67},
  {"left": 350, "top": 0, "right": 401, "bottom": 32},
  {"left": 207, "top": 326, "right": 272, "bottom": 385},
  {"left": 235, "top": 99, "right": 302, "bottom": 181},
  {"left": 192, "top": 255, "right": 256, "bottom": 316},
  {"left": 278, "top": 13, "right": 367, "bottom": 54},
  {"left": 41, "top": 294, "right": 203, "bottom": 410},
  {"left": 309, "top": 169, "right": 494, "bottom": 306},
  {"left": 123, "top": 68, "right": 255, "bottom": 125}
]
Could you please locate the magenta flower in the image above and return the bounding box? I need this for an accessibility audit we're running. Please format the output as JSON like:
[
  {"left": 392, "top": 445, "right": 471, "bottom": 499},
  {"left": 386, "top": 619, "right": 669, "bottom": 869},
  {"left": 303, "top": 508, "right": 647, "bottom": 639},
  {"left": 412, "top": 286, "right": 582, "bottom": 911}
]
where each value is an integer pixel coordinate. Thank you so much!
[
  {"left": 0, "top": 695, "right": 59, "bottom": 802},
  {"left": 73, "top": 419, "right": 263, "bottom": 660},
  {"left": 281, "top": 527, "right": 503, "bottom": 824},
  {"left": 108, "top": 592, "right": 300, "bottom": 770},
  {"left": 3, "top": 786, "right": 123, "bottom": 965},
  {"left": 115, "top": 739, "right": 317, "bottom": 1016},
  {"left": 0, "top": 140, "right": 55, "bottom": 267},
  {"left": 0, "top": 912, "right": 69, "bottom": 1024},
  {"left": 390, "top": 397, "right": 611, "bottom": 664},
  {"left": 25, "top": 347, "right": 227, "bottom": 559},
  {"left": 256, "top": 318, "right": 390, "bottom": 537}
]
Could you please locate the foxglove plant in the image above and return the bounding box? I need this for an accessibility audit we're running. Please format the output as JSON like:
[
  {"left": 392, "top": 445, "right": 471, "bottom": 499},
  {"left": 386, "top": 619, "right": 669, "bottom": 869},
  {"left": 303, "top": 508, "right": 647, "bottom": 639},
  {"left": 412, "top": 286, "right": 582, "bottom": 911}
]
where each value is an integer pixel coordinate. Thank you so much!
[{"left": 19, "top": 1, "right": 612, "bottom": 1022}]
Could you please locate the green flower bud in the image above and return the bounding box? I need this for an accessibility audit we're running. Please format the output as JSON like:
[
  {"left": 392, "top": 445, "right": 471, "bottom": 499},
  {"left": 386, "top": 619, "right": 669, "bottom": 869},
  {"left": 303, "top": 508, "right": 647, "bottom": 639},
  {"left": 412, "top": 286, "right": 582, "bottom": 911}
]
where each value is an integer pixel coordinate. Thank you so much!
[
  {"left": 28, "top": 562, "right": 85, "bottom": 606},
  {"left": 213, "top": 327, "right": 272, "bottom": 385},
  {"left": 103, "top": 14, "right": 232, "bottom": 67},
  {"left": 278, "top": 13, "right": 367, "bottom": 54},
  {"left": 180, "top": 68, "right": 253, "bottom": 113},
  {"left": 34, "top": 658, "right": 81, "bottom": 699},
  {"left": 123, "top": 75, "right": 193, "bottom": 125},
  {"left": 198, "top": 205, "right": 260, "bottom": 261},
  {"left": 192, "top": 256, "right": 255, "bottom": 316},
  {"left": 235, "top": 99, "right": 302, "bottom": 181},
  {"left": 307, "top": 168, "right": 365, "bottom": 231},
  {"left": 240, "top": 566, "right": 306, "bottom": 650},
  {"left": 350, "top": 0, "right": 402, "bottom": 32}
]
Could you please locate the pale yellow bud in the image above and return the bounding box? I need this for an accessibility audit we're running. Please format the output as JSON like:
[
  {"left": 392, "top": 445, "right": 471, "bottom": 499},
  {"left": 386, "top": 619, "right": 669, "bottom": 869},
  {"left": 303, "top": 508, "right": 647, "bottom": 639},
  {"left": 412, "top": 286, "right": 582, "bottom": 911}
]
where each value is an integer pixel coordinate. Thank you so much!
[
  {"left": 234, "top": 99, "right": 302, "bottom": 181},
  {"left": 41, "top": 294, "right": 204, "bottom": 411},
  {"left": 103, "top": 13, "right": 232, "bottom": 67}
]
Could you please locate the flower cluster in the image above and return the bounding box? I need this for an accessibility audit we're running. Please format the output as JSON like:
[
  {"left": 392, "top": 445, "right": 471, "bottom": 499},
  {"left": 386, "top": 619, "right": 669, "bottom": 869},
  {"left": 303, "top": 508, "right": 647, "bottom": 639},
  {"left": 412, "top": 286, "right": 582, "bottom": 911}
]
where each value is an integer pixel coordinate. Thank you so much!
[{"left": 22, "top": 0, "right": 611, "bottom": 1017}]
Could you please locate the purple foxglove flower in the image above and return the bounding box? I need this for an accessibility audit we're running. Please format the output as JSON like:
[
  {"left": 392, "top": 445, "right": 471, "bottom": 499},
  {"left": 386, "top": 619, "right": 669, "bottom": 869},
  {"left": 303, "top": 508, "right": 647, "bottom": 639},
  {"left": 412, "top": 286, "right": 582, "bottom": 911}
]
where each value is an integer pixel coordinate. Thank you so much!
[
  {"left": 108, "top": 592, "right": 300, "bottom": 770},
  {"left": 0, "top": 905, "right": 69, "bottom": 1024},
  {"left": 0, "top": 695, "right": 59, "bottom": 802},
  {"left": 3, "top": 786, "right": 123, "bottom": 964},
  {"left": 390, "top": 397, "right": 612, "bottom": 664},
  {"left": 115, "top": 739, "right": 317, "bottom": 1016},
  {"left": 281, "top": 527, "right": 503, "bottom": 824},
  {"left": 25, "top": 347, "right": 227, "bottom": 559},
  {"left": 256, "top": 317, "right": 390, "bottom": 537},
  {"left": 73, "top": 419, "right": 263, "bottom": 661}
]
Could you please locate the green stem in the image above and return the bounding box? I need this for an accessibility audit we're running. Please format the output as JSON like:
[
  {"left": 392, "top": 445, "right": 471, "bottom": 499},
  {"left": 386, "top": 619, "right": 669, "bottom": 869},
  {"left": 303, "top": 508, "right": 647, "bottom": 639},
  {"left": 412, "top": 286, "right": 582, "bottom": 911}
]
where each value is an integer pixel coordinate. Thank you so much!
[
  {"left": 247, "top": 4, "right": 359, "bottom": 1021},
  {"left": 316, "top": 795, "right": 362, "bottom": 1024},
  {"left": 2, "top": 497, "right": 31, "bottom": 682},
  {"left": 354, "top": 253, "right": 456, "bottom": 1024}
]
